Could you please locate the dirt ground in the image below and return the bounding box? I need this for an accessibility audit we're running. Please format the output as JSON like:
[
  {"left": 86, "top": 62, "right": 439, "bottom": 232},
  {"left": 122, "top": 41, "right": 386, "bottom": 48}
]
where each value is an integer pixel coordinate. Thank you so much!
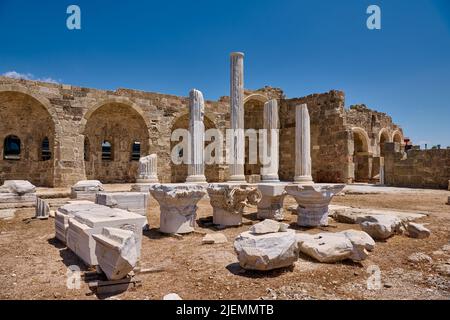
[{"left": 0, "top": 186, "right": 449, "bottom": 300}]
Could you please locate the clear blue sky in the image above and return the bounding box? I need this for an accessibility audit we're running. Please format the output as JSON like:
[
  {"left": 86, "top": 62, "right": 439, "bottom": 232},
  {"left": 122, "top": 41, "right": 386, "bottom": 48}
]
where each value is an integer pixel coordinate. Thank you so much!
[{"left": 1, "top": 0, "right": 449, "bottom": 147}]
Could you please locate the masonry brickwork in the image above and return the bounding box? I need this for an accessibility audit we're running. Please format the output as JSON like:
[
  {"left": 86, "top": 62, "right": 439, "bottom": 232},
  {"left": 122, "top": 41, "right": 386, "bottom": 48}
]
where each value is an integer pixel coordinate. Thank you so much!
[
  {"left": 384, "top": 143, "right": 450, "bottom": 189},
  {"left": 0, "top": 76, "right": 405, "bottom": 187}
]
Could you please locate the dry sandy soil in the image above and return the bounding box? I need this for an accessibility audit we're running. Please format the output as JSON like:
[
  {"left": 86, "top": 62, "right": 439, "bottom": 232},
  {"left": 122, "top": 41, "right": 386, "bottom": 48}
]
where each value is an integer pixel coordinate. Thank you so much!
[{"left": 0, "top": 185, "right": 449, "bottom": 300}]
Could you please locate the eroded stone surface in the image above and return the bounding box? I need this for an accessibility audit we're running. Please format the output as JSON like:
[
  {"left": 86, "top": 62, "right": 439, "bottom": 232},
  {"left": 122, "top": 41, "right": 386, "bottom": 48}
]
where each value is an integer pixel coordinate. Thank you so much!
[
  {"left": 207, "top": 183, "right": 261, "bottom": 227},
  {"left": 249, "top": 219, "right": 288, "bottom": 234},
  {"left": 407, "top": 252, "right": 432, "bottom": 264},
  {"left": 405, "top": 222, "right": 431, "bottom": 239},
  {"left": 234, "top": 229, "right": 298, "bottom": 271},
  {"left": 360, "top": 215, "right": 402, "bottom": 240},
  {"left": 296, "top": 230, "right": 375, "bottom": 263},
  {"left": 202, "top": 233, "right": 228, "bottom": 244},
  {"left": 285, "top": 184, "right": 345, "bottom": 227},
  {"left": 70, "top": 180, "right": 104, "bottom": 201},
  {"left": 0, "top": 180, "right": 36, "bottom": 195},
  {"left": 149, "top": 184, "right": 206, "bottom": 234},
  {"left": 92, "top": 227, "right": 138, "bottom": 280},
  {"left": 256, "top": 183, "right": 286, "bottom": 221},
  {"left": 330, "top": 205, "right": 427, "bottom": 224}
]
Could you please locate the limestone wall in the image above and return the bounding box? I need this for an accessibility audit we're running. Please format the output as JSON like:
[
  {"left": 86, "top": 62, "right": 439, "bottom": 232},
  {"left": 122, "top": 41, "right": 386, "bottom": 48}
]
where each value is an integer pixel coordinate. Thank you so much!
[
  {"left": 0, "top": 76, "right": 405, "bottom": 187},
  {"left": 384, "top": 142, "right": 450, "bottom": 189},
  {"left": 279, "top": 90, "right": 351, "bottom": 183}
]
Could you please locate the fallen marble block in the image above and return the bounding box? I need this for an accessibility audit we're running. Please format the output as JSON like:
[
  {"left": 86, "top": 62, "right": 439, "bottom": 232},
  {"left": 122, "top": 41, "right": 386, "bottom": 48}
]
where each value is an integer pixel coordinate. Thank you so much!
[
  {"left": 405, "top": 222, "right": 431, "bottom": 239},
  {"left": 234, "top": 229, "right": 298, "bottom": 271},
  {"left": 35, "top": 197, "right": 50, "bottom": 219},
  {"left": 92, "top": 227, "right": 138, "bottom": 280},
  {"left": 54, "top": 200, "right": 98, "bottom": 244},
  {"left": 95, "top": 192, "right": 149, "bottom": 229},
  {"left": 360, "top": 215, "right": 403, "bottom": 240},
  {"left": 149, "top": 184, "right": 206, "bottom": 234},
  {"left": 202, "top": 233, "right": 228, "bottom": 244},
  {"left": 66, "top": 205, "right": 146, "bottom": 266},
  {"left": 296, "top": 230, "right": 375, "bottom": 263},
  {"left": 0, "top": 180, "right": 36, "bottom": 206},
  {"left": 0, "top": 180, "right": 36, "bottom": 195},
  {"left": 330, "top": 205, "right": 427, "bottom": 224},
  {"left": 71, "top": 180, "right": 104, "bottom": 201},
  {"left": 249, "top": 219, "right": 288, "bottom": 234},
  {"left": 163, "top": 293, "right": 182, "bottom": 300}
]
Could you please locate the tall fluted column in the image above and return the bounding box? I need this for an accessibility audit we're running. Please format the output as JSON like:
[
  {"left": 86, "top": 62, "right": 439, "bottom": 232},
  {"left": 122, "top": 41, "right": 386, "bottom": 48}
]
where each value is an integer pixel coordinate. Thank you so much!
[
  {"left": 228, "top": 52, "right": 246, "bottom": 182},
  {"left": 186, "top": 89, "right": 207, "bottom": 183},
  {"left": 294, "top": 104, "right": 314, "bottom": 184},
  {"left": 261, "top": 99, "right": 279, "bottom": 181}
]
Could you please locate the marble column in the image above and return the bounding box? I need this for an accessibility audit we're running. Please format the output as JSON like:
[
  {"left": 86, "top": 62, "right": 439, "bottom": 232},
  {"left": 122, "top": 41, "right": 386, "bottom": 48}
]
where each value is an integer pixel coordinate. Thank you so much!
[
  {"left": 136, "top": 154, "right": 159, "bottom": 183},
  {"left": 294, "top": 104, "right": 314, "bottom": 184},
  {"left": 186, "top": 89, "right": 207, "bottom": 183},
  {"left": 261, "top": 99, "right": 280, "bottom": 181},
  {"left": 228, "top": 52, "right": 246, "bottom": 182}
]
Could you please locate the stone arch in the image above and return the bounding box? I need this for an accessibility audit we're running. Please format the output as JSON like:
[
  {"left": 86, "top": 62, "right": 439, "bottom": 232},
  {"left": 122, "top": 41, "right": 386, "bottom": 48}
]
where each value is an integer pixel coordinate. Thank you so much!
[
  {"left": 392, "top": 130, "right": 403, "bottom": 144},
  {"left": 170, "top": 113, "right": 221, "bottom": 182},
  {"left": 243, "top": 93, "right": 269, "bottom": 104},
  {"left": 83, "top": 100, "right": 150, "bottom": 183},
  {"left": 351, "top": 127, "right": 372, "bottom": 182},
  {"left": 243, "top": 96, "right": 269, "bottom": 181},
  {"left": 378, "top": 128, "right": 391, "bottom": 156},
  {"left": 0, "top": 89, "right": 56, "bottom": 186}
]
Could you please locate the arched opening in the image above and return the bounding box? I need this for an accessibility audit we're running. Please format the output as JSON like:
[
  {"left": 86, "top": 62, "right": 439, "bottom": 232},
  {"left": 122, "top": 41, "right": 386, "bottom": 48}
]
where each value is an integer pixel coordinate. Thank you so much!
[
  {"left": 393, "top": 131, "right": 403, "bottom": 144},
  {"left": 351, "top": 127, "right": 371, "bottom": 183},
  {"left": 131, "top": 141, "right": 141, "bottom": 161},
  {"left": 84, "top": 137, "right": 90, "bottom": 161},
  {"left": 379, "top": 129, "right": 390, "bottom": 157},
  {"left": 0, "top": 91, "right": 55, "bottom": 186},
  {"left": 3, "top": 135, "right": 21, "bottom": 160},
  {"left": 170, "top": 114, "right": 221, "bottom": 182},
  {"left": 83, "top": 102, "right": 150, "bottom": 183},
  {"left": 41, "top": 137, "right": 51, "bottom": 161},
  {"left": 244, "top": 97, "right": 267, "bottom": 181}
]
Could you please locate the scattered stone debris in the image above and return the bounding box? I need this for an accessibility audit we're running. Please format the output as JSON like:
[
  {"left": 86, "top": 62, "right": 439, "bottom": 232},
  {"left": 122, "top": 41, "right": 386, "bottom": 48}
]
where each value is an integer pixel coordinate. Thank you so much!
[
  {"left": 70, "top": 180, "right": 104, "bottom": 201},
  {"left": 329, "top": 205, "right": 427, "bottom": 224},
  {"left": 407, "top": 252, "right": 433, "bottom": 264},
  {"left": 249, "top": 219, "right": 288, "bottom": 234},
  {"left": 360, "top": 215, "right": 403, "bottom": 240},
  {"left": 434, "top": 263, "right": 450, "bottom": 277},
  {"left": 234, "top": 229, "right": 298, "bottom": 271},
  {"left": 92, "top": 227, "right": 138, "bottom": 280},
  {"left": 95, "top": 192, "right": 150, "bottom": 230},
  {"left": 0, "top": 180, "right": 37, "bottom": 207},
  {"left": 163, "top": 293, "right": 182, "bottom": 300},
  {"left": 35, "top": 197, "right": 50, "bottom": 220},
  {"left": 202, "top": 233, "right": 228, "bottom": 244},
  {"left": 405, "top": 222, "right": 431, "bottom": 239},
  {"left": 296, "top": 230, "right": 375, "bottom": 263}
]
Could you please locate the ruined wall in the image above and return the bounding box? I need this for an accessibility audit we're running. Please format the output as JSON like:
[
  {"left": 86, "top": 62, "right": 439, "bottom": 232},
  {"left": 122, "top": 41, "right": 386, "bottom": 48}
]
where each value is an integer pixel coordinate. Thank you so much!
[
  {"left": 345, "top": 104, "right": 403, "bottom": 156},
  {"left": 0, "top": 91, "right": 55, "bottom": 186},
  {"left": 384, "top": 143, "right": 450, "bottom": 189},
  {"left": 279, "top": 90, "right": 350, "bottom": 183},
  {"left": 0, "top": 77, "right": 406, "bottom": 187}
]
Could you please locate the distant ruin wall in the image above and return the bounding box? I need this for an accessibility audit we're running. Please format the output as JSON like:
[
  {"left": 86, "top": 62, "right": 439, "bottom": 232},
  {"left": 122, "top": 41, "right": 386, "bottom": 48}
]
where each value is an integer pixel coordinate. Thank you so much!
[
  {"left": 384, "top": 142, "right": 450, "bottom": 189},
  {"left": 279, "top": 90, "right": 350, "bottom": 183}
]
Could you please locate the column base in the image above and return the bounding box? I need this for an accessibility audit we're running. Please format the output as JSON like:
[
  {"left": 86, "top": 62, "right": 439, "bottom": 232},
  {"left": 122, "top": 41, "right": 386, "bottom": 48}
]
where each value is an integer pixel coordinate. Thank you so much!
[
  {"left": 186, "top": 175, "right": 207, "bottom": 183},
  {"left": 160, "top": 210, "right": 196, "bottom": 234},
  {"left": 260, "top": 174, "right": 280, "bottom": 182},
  {"left": 297, "top": 205, "right": 329, "bottom": 227},
  {"left": 228, "top": 175, "right": 247, "bottom": 183},
  {"left": 213, "top": 208, "right": 242, "bottom": 227},
  {"left": 293, "top": 175, "right": 314, "bottom": 185}
]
